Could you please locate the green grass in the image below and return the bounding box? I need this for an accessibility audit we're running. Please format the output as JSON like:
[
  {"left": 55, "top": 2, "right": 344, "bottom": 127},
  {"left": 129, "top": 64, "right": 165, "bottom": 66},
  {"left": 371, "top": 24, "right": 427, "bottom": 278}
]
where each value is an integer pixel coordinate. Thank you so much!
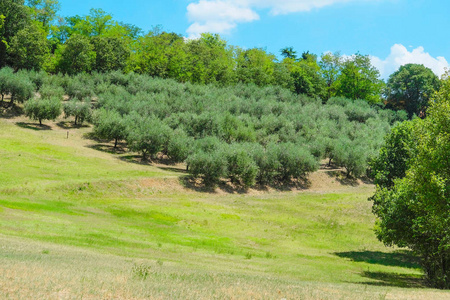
[{"left": 1, "top": 119, "right": 449, "bottom": 299}]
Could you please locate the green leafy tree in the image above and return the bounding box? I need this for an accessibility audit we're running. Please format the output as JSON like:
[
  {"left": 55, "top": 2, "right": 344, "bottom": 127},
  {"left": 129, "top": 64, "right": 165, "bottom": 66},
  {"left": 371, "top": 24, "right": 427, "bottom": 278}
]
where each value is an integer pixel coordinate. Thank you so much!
[
  {"left": 7, "top": 23, "right": 50, "bottom": 70},
  {"left": 184, "top": 33, "right": 235, "bottom": 85},
  {"left": 39, "top": 84, "right": 64, "bottom": 100},
  {"left": 24, "top": 97, "right": 61, "bottom": 125},
  {"left": 385, "top": 64, "right": 440, "bottom": 118},
  {"left": 277, "top": 143, "right": 319, "bottom": 181},
  {"left": 236, "top": 47, "right": 276, "bottom": 86},
  {"left": 0, "top": 14, "right": 6, "bottom": 47},
  {"left": 26, "top": 0, "right": 60, "bottom": 30},
  {"left": 369, "top": 120, "right": 417, "bottom": 188},
  {"left": 132, "top": 31, "right": 186, "bottom": 78},
  {"left": 282, "top": 52, "right": 326, "bottom": 98},
  {"left": 58, "top": 34, "right": 96, "bottom": 74},
  {"left": 0, "top": 0, "right": 30, "bottom": 67},
  {"left": 335, "top": 54, "right": 384, "bottom": 104},
  {"left": 280, "top": 46, "right": 297, "bottom": 60},
  {"left": 333, "top": 136, "right": 369, "bottom": 177},
  {"left": 224, "top": 145, "right": 259, "bottom": 187},
  {"left": 371, "top": 96, "right": 450, "bottom": 288},
  {"left": 319, "top": 52, "right": 342, "bottom": 100},
  {"left": 91, "top": 36, "right": 130, "bottom": 72},
  {"left": 167, "top": 129, "right": 193, "bottom": 163}
]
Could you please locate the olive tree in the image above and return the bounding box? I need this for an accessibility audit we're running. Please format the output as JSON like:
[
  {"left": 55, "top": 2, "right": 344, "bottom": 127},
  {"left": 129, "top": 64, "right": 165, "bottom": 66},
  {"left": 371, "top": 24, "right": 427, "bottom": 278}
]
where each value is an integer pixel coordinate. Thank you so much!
[
  {"left": 93, "top": 109, "right": 127, "bottom": 148},
  {"left": 63, "top": 99, "right": 91, "bottom": 125},
  {"left": 24, "top": 97, "right": 61, "bottom": 125}
]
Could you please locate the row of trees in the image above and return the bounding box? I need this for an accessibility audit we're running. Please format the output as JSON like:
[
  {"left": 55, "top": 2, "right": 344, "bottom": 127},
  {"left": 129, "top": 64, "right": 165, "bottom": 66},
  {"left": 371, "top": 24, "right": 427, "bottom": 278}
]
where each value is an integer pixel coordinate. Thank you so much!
[
  {"left": 1, "top": 69, "right": 401, "bottom": 186},
  {"left": 0, "top": 1, "right": 442, "bottom": 116}
]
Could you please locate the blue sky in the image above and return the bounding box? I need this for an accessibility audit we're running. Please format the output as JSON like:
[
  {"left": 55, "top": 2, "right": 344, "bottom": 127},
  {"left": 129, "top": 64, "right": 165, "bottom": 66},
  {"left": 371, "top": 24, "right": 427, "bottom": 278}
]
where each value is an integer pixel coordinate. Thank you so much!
[{"left": 58, "top": 0, "right": 450, "bottom": 78}]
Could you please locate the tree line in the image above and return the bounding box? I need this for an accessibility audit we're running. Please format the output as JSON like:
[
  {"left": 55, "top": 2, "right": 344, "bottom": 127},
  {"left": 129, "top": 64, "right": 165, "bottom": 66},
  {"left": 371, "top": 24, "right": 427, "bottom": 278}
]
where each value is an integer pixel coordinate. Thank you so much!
[{"left": 0, "top": 0, "right": 441, "bottom": 117}]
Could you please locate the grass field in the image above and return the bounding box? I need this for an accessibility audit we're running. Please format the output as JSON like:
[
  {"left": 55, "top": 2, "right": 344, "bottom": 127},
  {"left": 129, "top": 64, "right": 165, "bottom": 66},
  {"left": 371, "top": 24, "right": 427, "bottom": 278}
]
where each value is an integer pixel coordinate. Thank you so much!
[{"left": 1, "top": 117, "right": 449, "bottom": 299}]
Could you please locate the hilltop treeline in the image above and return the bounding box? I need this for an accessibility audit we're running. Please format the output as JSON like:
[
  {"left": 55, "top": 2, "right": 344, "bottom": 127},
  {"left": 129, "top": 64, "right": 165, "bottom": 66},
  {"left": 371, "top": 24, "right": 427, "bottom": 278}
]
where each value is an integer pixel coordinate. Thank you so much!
[
  {"left": 1, "top": 0, "right": 387, "bottom": 103},
  {"left": 0, "top": 68, "right": 406, "bottom": 187}
]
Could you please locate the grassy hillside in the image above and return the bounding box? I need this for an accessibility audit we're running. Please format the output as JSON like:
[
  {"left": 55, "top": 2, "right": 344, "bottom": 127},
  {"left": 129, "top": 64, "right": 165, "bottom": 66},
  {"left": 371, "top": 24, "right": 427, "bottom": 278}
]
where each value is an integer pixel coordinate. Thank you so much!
[{"left": 0, "top": 118, "right": 448, "bottom": 299}]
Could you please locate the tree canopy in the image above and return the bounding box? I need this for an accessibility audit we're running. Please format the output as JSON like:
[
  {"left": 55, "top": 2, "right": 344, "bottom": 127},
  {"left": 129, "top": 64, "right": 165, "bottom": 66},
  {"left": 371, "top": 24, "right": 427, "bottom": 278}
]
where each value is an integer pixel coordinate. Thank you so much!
[
  {"left": 371, "top": 89, "right": 450, "bottom": 288},
  {"left": 385, "top": 63, "right": 440, "bottom": 117}
]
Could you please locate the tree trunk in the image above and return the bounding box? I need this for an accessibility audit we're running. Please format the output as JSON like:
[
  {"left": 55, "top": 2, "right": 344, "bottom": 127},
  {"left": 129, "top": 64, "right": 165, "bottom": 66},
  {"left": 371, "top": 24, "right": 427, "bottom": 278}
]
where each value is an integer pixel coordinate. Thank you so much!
[
  {"left": 8, "top": 96, "right": 14, "bottom": 107},
  {"left": 39, "top": 119, "right": 42, "bottom": 126},
  {"left": 114, "top": 138, "right": 118, "bottom": 149}
]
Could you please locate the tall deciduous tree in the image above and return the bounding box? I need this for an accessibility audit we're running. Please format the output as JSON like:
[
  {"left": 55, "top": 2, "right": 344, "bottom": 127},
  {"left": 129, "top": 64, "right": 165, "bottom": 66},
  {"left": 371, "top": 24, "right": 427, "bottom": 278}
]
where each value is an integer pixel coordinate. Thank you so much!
[
  {"left": 91, "top": 36, "right": 130, "bottom": 72},
  {"left": 319, "top": 52, "right": 342, "bottom": 100},
  {"left": 371, "top": 93, "right": 450, "bottom": 288},
  {"left": 236, "top": 47, "right": 276, "bottom": 86},
  {"left": 58, "top": 34, "right": 96, "bottom": 74},
  {"left": 0, "top": 0, "right": 30, "bottom": 67},
  {"left": 335, "top": 54, "right": 384, "bottom": 104},
  {"left": 385, "top": 64, "right": 440, "bottom": 118},
  {"left": 280, "top": 46, "right": 297, "bottom": 60},
  {"left": 26, "top": 0, "right": 60, "bottom": 30},
  {"left": 7, "top": 23, "right": 50, "bottom": 70}
]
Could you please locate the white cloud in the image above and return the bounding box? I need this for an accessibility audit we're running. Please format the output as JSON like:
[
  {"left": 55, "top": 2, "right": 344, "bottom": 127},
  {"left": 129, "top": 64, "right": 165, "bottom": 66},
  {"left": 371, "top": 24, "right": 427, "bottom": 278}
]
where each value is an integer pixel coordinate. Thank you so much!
[
  {"left": 186, "top": 0, "right": 259, "bottom": 38},
  {"left": 247, "top": 0, "right": 354, "bottom": 15},
  {"left": 186, "top": 0, "right": 368, "bottom": 37},
  {"left": 370, "top": 44, "right": 449, "bottom": 79}
]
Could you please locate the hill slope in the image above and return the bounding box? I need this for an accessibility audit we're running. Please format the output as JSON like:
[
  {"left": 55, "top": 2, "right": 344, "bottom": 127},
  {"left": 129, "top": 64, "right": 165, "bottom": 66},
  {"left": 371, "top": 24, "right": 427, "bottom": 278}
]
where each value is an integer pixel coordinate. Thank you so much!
[{"left": 0, "top": 118, "right": 447, "bottom": 299}]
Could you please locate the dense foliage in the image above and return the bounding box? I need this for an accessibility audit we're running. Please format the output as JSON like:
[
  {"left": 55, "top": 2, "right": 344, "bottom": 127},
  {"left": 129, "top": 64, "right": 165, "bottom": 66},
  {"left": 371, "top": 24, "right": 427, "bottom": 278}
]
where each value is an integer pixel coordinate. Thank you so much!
[
  {"left": 0, "top": 0, "right": 392, "bottom": 104},
  {"left": 385, "top": 64, "right": 440, "bottom": 117},
  {"left": 371, "top": 75, "right": 450, "bottom": 288},
  {"left": 87, "top": 72, "right": 399, "bottom": 186},
  {"left": 1, "top": 68, "right": 403, "bottom": 187}
]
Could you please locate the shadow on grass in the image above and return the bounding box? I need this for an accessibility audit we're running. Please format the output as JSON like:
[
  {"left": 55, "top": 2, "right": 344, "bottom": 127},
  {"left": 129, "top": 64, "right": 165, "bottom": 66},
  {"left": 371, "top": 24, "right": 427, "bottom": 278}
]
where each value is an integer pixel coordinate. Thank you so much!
[
  {"left": 325, "top": 170, "right": 373, "bottom": 186},
  {"left": 335, "top": 250, "right": 421, "bottom": 269},
  {"left": 56, "top": 121, "right": 90, "bottom": 130},
  {"left": 87, "top": 144, "right": 127, "bottom": 155},
  {"left": 0, "top": 103, "right": 23, "bottom": 119},
  {"left": 16, "top": 122, "right": 52, "bottom": 131},
  {"left": 158, "top": 166, "right": 189, "bottom": 174},
  {"left": 360, "top": 271, "right": 425, "bottom": 288},
  {"left": 180, "top": 175, "right": 311, "bottom": 194}
]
